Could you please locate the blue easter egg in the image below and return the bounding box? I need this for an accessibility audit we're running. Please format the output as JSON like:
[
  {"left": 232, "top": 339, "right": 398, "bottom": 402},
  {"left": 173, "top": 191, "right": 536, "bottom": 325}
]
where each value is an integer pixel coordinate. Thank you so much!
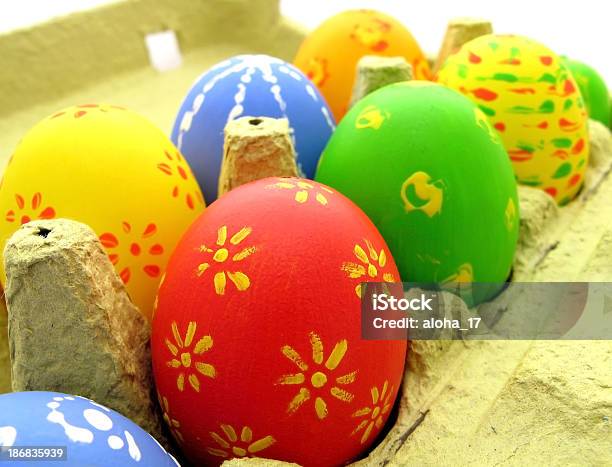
[
  {"left": 0, "top": 391, "right": 179, "bottom": 467},
  {"left": 171, "top": 54, "right": 336, "bottom": 203}
]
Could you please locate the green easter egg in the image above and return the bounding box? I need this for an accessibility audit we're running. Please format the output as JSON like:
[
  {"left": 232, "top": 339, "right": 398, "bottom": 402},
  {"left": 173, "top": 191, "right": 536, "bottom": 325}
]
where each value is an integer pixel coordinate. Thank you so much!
[
  {"left": 563, "top": 57, "right": 610, "bottom": 127},
  {"left": 315, "top": 82, "right": 519, "bottom": 305}
]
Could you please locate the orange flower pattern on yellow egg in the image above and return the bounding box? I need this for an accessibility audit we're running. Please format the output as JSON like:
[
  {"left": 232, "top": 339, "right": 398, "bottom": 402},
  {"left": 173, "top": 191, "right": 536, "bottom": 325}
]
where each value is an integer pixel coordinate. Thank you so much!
[
  {"left": 50, "top": 103, "right": 126, "bottom": 119},
  {"left": 278, "top": 332, "right": 357, "bottom": 420},
  {"left": 351, "top": 380, "right": 394, "bottom": 444},
  {"left": 165, "top": 321, "right": 216, "bottom": 393},
  {"left": 341, "top": 240, "right": 396, "bottom": 298},
  {"left": 206, "top": 424, "right": 276, "bottom": 459},
  {"left": 5, "top": 192, "right": 55, "bottom": 225},
  {"left": 195, "top": 225, "right": 256, "bottom": 295},
  {"left": 99, "top": 221, "right": 164, "bottom": 285},
  {"left": 157, "top": 149, "right": 203, "bottom": 210}
]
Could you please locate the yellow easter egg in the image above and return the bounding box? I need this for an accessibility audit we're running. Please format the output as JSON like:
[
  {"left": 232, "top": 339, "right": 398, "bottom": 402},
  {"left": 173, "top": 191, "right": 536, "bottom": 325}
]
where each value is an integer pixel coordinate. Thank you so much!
[
  {"left": 0, "top": 104, "right": 205, "bottom": 319},
  {"left": 438, "top": 35, "right": 589, "bottom": 205}
]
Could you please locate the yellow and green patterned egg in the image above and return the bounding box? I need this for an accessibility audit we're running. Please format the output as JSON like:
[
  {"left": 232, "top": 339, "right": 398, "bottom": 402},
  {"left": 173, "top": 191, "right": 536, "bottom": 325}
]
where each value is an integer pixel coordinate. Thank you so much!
[{"left": 438, "top": 35, "right": 589, "bottom": 205}]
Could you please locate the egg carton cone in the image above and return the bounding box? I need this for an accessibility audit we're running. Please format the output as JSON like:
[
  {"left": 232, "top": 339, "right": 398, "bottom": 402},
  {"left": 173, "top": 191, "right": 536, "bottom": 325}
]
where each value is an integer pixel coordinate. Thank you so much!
[
  {"left": 2, "top": 219, "right": 168, "bottom": 448},
  {"left": 218, "top": 116, "right": 298, "bottom": 196},
  {"left": 350, "top": 56, "right": 413, "bottom": 108},
  {"left": 433, "top": 18, "right": 493, "bottom": 74}
]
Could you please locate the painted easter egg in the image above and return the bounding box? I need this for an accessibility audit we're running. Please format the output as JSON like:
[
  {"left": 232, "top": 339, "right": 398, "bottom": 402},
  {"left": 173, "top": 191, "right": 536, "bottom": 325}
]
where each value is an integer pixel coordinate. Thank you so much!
[
  {"left": 0, "top": 391, "right": 178, "bottom": 466},
  {"left": 438, "top": 35, "right": 589, "bottom": 205},
  {"left": 0, "top": 104, "right": 204, "bottom": 320},
  {"left": 315, "top": 82, "right": 519, "bottom": 305},
  {"left": 562, "top": 57, "right": 610, "bottom": 127},
  {"left": 171, "top": 54, "right": 335, "bottom": 203},
  {"left": 151, "top": 178, "right": 406, "bottom": 466},
  {"left": 293, "top": 9, "right": 431, "bottom": 121}
]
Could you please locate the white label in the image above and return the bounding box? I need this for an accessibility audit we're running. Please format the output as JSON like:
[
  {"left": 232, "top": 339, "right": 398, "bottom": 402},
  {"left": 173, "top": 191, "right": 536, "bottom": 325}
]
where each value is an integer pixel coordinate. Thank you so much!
[{"left": 145, "top": 30, "right": 182, "bottom": 72}]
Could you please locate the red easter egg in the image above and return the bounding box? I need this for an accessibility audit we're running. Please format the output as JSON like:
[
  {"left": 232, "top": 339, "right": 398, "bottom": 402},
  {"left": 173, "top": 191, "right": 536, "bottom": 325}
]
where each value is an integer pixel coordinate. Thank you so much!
[{"left": 151, "top": 178, "right": 407, "bottom": 466}]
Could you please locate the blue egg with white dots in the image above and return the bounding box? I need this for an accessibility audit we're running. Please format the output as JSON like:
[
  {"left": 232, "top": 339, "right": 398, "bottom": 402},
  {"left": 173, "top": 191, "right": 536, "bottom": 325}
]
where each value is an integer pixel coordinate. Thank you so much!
[
  {"left": 0, "top": 391, "right": 179, "bottom": 466},
  {"left": 171, "top": 54, "right": 336, "bottom": 203}
]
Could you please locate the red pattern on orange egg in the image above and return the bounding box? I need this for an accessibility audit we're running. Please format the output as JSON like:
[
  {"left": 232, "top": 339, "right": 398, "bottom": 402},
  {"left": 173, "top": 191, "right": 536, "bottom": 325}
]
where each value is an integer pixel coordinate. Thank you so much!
[{"left": 294, "top": 9, "right": 431, "bottom": 121}]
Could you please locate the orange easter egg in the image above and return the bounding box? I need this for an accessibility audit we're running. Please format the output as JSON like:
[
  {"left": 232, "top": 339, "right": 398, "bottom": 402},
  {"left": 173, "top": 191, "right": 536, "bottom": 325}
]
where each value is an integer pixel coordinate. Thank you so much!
[
  {"left": 294, "top": 9, "right": 431, "bottom": 121},
  {"left": 151, "top": 178, "right": 407, "bottom": 466}
]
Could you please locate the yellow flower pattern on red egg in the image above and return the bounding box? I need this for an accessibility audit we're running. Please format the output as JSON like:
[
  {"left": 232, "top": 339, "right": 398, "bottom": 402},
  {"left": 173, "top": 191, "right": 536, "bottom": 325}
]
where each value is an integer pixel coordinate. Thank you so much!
[
  {"left": 206, "top": 424, "right": 276, "bottom": 459},
  {"left": 351, "top": 380, "right": 394, "bottom": 444},
  {"left": 157, "top": 392, "right": 184, "bottom": 444},
  {"left": 278, "top": 332, "right": 357, "bottom": 420},
  {"left": 266, "top": 179, "right": 334, "bottom": 206},
  {"left": 341, "top": 240, "right": 396, "bottom": 298},
  {"left": 152, "top": 272, "right": 166, "bottom": 319},
  {"left": 196, "top": 225, "right": 256, "bottom": 295},
  {"left": 165, "top": 321, "right": 216, "bottom": 392}
]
